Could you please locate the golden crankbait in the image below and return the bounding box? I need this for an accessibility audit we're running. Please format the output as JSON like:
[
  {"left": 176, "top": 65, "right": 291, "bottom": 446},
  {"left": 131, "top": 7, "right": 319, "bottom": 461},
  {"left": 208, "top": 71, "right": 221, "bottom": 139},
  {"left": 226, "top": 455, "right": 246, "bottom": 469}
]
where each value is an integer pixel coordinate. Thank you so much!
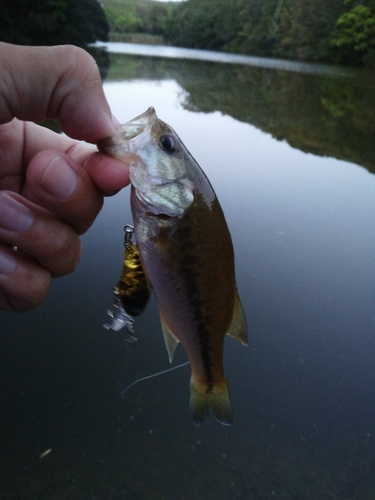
[
  {"left": 104, "top": 225, "right": 150, "bottom": 336},
  {"left": 115, "top": 225, "right": 150, "bottom": 317}
]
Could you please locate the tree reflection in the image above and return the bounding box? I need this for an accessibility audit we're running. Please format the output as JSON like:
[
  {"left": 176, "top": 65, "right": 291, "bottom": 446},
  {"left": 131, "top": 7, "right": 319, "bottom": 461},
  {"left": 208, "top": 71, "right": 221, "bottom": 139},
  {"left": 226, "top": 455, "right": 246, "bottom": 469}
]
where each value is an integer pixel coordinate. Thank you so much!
[{"left": 98, "top": 52, "right": 375, "bottom": 174}]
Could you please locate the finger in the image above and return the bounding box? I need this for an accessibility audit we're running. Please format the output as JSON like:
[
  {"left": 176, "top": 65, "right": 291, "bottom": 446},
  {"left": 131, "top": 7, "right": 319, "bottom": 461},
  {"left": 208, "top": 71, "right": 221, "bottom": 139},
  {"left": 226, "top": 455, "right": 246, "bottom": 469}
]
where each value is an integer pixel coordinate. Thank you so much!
[
  {"left": 24, "top": 148, "right": 104, "bottom": 234},
  {"left": 0, "top": 246, "right": 50, "bottom": 312},
  {"left": 84, "top": 152, "right": 131, "bottom": 195},
  {"left": 20, "top": 121, "right": 131, "bottom": 198},
  {"left": 0, "top": 42, "right": 117, "bottom": 142},
  {"left": 0, "top": 191, "right": 82, "bottom": 277},
  {"left": 1, "top": 120, "right": 130, "bottom": 200}
]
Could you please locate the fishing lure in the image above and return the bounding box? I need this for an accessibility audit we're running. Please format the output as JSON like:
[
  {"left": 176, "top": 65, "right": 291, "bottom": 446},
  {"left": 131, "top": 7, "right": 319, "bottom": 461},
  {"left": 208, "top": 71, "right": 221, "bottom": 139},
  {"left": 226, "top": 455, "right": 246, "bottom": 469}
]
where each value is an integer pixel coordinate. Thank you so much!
[{"left": 104, "top": 225, "right": 150, "bottom": 337}]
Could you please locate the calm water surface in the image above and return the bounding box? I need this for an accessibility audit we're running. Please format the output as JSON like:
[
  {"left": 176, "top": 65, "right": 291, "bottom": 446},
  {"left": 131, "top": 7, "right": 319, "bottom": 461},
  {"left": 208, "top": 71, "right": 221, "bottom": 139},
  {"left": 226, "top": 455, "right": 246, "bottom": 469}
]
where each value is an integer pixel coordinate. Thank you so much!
[{"left": 1, "top": 43, "right": 375, "bottom": 499}]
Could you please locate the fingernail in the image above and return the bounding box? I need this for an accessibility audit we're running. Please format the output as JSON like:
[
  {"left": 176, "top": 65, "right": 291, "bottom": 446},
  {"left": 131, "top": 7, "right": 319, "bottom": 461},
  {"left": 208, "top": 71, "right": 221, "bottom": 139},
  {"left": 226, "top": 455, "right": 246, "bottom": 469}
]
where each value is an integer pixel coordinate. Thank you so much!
[
  {"left": 0, "top": 247, "right": 18, "bottom": 275},
  {"left": 41, "top": 155, "right": 78, "bottom": 199},
  {"left": 0, "top": 193, "right": 34, "bottom": 232}
]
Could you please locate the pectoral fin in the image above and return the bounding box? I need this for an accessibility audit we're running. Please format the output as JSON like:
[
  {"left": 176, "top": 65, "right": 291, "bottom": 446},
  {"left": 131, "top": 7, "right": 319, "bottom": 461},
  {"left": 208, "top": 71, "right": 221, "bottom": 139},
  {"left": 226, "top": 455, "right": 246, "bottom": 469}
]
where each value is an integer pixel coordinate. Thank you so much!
[
  {"left": 227, "top": 293, "right": 248, "bottom": 346},
  {"left": 160, "top": 317, "right": 179, "bottom": 362}
]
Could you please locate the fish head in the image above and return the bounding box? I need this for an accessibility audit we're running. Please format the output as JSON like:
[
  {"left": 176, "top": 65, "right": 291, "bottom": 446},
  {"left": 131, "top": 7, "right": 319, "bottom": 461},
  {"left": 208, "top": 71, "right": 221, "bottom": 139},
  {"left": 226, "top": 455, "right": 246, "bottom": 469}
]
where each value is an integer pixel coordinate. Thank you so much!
[{"left": 98, "top": 107, "right": 194, "bottom": 218}]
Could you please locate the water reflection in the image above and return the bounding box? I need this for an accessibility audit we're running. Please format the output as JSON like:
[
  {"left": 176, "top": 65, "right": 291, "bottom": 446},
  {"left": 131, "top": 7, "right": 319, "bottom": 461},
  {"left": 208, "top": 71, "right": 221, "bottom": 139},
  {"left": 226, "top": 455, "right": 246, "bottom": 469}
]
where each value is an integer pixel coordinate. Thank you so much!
[{"left": 94, "top": 43, "right": 375, "bottom": 174}]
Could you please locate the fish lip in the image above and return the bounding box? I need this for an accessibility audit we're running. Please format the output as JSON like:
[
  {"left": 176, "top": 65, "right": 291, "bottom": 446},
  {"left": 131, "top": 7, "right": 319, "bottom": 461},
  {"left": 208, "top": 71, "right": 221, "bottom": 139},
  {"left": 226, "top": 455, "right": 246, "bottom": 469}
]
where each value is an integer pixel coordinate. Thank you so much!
[
  {"left": 121, "top": 106, "right": 156, "bottom": 131},
  {"left": 114, "top": 107, "right": 158, "bottom": 141},
  {"left": 97, "top": 107, "right": 158, "bottom": 157},
  {"left": 130, "top": 107, "right": 157, "bottom": 126}
]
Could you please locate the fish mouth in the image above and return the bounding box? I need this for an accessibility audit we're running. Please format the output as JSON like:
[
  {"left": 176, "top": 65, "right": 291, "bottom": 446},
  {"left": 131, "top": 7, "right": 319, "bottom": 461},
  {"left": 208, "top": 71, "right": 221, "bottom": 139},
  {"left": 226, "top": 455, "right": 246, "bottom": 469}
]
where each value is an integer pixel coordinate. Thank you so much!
[
  {"left": 116, "top": 107, "right": 158, "bottom": 141},
  {"left": 97, "top": 107, "right": 158, "bottom": 160},
  {"left": 145, "top": 211, "right": 173, "bottom": 220}
]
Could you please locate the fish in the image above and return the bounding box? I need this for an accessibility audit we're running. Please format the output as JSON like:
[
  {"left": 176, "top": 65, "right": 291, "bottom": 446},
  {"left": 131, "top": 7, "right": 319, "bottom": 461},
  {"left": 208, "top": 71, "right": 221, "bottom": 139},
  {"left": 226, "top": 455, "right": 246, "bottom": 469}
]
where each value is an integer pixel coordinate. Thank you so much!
[{"left": 98, "top": 107, "right": 247, "bottom": 425}]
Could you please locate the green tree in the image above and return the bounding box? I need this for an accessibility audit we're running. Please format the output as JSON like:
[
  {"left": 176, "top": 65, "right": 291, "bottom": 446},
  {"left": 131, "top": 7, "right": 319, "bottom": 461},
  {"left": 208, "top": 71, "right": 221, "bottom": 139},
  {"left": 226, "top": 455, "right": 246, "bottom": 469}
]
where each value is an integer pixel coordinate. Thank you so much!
[
  {"left": 136, "top": 2, "right": 169, "bottom": 35},
  {"left": 165, "top": 0, "right": 239, "bottom": 51},
  {"left": 104, "top": 2, "right": 142, "bottom": 37},
  {"left": 331, "top": 2, "right": 375, "bottom": 63},
  {"left": 275, "top": 0, "right": 343, "bottom": 61},
  {"left": 231, "top": 0, "right": 279, "bottom": 56},
  {"left": 101, "top": 0, "right": 173, "bottom": 40}
]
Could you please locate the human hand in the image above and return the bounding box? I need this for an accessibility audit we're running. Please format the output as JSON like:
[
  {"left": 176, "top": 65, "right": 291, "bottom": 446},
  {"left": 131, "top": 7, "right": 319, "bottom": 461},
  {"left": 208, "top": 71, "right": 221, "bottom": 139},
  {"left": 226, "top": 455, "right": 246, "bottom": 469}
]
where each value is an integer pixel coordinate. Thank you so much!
[{"left": 0, "top": 42, "right": 130, "bottom": 312}]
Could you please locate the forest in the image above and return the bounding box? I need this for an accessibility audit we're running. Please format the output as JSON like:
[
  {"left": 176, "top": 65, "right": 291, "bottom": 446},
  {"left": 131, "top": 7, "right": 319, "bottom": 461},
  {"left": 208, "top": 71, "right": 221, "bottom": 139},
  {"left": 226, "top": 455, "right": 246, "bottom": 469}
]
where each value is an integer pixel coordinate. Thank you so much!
[
  {"left": 163, "top": 0, "right": 375, "bottom": 66},
  {"left": 101, "top": 0, "right": 173, "bottom": 43},
  {"left": 101, "top": 0, "right": 375, "bottom": 66},
  {"left": 0, "top": 0, "right": 374, "bottom": 66}
]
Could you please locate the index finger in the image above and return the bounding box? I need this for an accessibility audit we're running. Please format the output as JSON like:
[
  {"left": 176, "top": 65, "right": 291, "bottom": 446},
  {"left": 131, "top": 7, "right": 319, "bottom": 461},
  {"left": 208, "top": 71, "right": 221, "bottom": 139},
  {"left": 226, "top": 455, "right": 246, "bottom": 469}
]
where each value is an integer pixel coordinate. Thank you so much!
[{"left": 0, "top": 42, "right": 116, "bottom": 142}]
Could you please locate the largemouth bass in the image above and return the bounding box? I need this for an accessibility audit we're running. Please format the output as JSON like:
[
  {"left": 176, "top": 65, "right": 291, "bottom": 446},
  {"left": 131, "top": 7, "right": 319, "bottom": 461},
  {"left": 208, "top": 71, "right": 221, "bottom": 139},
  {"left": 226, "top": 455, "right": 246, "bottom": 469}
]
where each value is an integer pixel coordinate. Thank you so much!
[{"left": 98, "top": 107, "right": 247, "bottom": 425}]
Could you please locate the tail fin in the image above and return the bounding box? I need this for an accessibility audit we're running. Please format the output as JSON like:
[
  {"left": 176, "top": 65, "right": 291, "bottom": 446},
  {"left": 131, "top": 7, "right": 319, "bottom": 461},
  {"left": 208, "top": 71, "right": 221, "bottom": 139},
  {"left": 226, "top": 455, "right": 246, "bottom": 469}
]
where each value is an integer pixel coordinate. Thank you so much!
[{"left": 190, "top": 378, "right": 233, "bottom": 426}]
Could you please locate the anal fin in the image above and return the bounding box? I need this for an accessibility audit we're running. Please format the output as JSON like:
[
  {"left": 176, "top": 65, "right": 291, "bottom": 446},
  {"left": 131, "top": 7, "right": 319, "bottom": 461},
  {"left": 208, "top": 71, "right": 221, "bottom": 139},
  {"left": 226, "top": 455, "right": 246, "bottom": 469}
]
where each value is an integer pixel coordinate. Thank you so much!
[{"left": 160, "top": 317, "right": 179, "bottom": 363}]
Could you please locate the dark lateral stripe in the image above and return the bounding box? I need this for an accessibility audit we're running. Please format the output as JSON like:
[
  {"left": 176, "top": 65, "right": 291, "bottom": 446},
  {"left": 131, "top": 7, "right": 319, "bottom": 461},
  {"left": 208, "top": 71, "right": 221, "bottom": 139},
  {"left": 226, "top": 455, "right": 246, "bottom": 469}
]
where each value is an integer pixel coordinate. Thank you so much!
[{"left": 177, "top": 226, "right": 215, "bottom": 385}]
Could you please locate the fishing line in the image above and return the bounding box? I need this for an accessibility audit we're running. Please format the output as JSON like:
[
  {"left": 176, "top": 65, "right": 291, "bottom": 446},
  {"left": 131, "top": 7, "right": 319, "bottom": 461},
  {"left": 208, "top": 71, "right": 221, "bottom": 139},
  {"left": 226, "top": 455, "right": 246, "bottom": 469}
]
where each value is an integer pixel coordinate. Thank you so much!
[{"left": 120, "top": 361, "right": 190, "bottom": 399}]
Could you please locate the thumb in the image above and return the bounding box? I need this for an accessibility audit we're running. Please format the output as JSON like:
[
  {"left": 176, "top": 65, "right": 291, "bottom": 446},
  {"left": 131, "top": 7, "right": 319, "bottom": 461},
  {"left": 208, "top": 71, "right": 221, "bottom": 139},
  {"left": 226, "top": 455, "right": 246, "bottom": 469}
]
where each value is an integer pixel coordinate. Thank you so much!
[{"left": 0, "top": 42, "right": 117, "bottom": 143}]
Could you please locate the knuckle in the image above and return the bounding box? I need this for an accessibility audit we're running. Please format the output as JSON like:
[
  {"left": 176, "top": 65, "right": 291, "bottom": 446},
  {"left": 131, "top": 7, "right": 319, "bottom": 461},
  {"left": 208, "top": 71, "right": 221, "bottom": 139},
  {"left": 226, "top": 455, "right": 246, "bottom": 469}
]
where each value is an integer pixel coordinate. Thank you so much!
[
  {"left": 54, "top": 44, "right": 99, "bottom": 91},
  {"left": 8, "top": 209, "right": 83, "bottom": 277},
  {"left": 44, "top": 224, "right": 82, "bottom": 277}
]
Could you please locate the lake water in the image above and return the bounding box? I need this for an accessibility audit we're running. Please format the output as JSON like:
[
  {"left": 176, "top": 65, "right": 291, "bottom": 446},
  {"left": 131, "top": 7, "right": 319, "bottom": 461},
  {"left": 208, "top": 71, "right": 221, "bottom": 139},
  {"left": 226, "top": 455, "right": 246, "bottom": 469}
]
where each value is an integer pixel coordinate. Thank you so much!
[{"left": 1, "top": 43, "right": 375, "bottom": 499}]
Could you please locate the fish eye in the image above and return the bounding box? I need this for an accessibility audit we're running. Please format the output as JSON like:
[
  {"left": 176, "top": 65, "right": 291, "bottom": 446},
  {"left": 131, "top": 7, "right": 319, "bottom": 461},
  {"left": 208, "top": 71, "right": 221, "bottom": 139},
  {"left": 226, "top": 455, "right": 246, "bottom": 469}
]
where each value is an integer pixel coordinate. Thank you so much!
[{"left": 159, "top": 134, "right": 178, "bottom": 153}]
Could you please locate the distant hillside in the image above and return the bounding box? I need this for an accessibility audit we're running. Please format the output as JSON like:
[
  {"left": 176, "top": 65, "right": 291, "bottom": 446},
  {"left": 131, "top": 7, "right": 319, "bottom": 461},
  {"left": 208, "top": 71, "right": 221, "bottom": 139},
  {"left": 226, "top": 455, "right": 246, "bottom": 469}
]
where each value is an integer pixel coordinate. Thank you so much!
[
  {"left": 3, "top": 0, "right": 374, "bottom": 66},
  {"left": 100, "top": 0, "right": 175, "bottom": 44},
  {"left": 102, "top": 0, "right": 375, "bottom": 67},
  {"left": 165, "top": 0, "right": 375, "bottom": 67}
]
